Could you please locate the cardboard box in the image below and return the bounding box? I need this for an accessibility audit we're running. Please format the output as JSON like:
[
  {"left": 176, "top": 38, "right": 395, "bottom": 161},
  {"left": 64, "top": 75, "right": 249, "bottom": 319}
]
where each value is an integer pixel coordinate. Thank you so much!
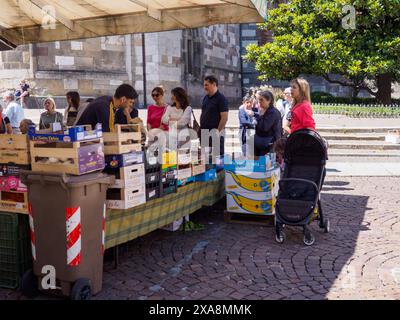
[
  {"left": 178, "top": 148, "right": 191, "bottom": 166},
  {"left": 105, "top": 151, "right": 144, "bottom": 169},
  {"left": 226, "top": 191, "right": 277, "bottom": 215},
  {"left": 106, "top": 185, "right": 146, "bottom": 209},
  {"left": 194, "top": 169, "right": 217, "bottom": 182},
  {"left": 192, "top": 162, "right": 206, "bottom": 176},
  {"left": 177, "top": 167, "right": 192, "bottom": 180},
  {"left": 224, "top": 154, "right": 274, "bottom": 173},
  {"left": 225, "top": 166, "right": 280, "bottom": 194},
  {"left": 107, "top": 163, "right": 145, "bottom": 189},
  {"left": 162, "top": 151, "right": 177, "bottom": 169},
  {"left": 28, "top": 124, "right": 102, "bottom": 142},
  {"left": 0, "top": 176, "right": 27, "bottom": 192},
  {"left": 0, "top": 164, "right": 30, "bottom": 177}
]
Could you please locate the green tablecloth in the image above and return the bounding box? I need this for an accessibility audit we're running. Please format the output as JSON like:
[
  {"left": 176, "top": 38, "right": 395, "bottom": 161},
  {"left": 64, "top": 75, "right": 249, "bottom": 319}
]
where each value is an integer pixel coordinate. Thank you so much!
[{"left": 105, "top": 171, "right": 225, "bottom": 249}]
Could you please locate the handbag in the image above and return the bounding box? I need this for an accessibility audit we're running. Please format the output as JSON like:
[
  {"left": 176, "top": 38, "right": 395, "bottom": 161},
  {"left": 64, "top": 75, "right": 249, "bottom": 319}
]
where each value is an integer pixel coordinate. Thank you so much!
[{"left": 191, "top": 109, "right": 201, "bottom": 138}]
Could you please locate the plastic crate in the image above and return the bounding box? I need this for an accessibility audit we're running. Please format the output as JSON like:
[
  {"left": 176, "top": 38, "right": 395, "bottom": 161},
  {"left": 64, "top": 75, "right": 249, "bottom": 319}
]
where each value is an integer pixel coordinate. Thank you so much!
[{"left": 0, "top": 212, "right": 32, "bottom": 289}]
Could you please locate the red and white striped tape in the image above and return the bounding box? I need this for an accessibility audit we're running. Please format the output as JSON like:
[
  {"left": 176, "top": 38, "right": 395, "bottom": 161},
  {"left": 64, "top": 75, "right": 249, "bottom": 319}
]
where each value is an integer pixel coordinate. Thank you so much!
[
  {"left": 102, "top": 204, "right": 106, "bottom": 255},
  {"left": 28, "top": 204, "right": 36, "bottom": 261},
  {"left": 66, "top": 207, "right": 81, "bottom": 267}
]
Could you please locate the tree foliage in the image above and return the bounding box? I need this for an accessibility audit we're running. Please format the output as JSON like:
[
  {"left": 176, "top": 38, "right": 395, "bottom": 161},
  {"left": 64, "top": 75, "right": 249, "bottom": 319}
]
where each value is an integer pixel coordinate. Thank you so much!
[{"left": 245, "top": 0, "right": 400, "bottom": 102}]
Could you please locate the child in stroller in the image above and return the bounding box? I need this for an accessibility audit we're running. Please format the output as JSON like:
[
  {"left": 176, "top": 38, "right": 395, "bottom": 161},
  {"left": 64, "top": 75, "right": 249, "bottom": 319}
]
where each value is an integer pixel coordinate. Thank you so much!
[{"left": 275, "top": 129, "right": 329, "bottom": 246}]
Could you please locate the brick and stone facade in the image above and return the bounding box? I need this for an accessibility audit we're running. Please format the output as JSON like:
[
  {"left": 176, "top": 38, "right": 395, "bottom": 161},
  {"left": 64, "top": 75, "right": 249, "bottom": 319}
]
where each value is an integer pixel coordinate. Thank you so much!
[{"left": 0, "top": 24, "right": 243, "bottom": 109}]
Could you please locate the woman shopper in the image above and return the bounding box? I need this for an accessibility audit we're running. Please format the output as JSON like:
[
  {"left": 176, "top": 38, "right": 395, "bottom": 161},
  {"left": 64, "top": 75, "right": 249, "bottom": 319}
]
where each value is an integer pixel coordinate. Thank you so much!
[
  {"left": 238, "top": 96, "right": 256, "bottom": 155},
  {"left": 287, "top": 78, "right": 316, "bottom": 134},
  {"left": 64, "top": 91, "right": 80, "bottom": 127},
  {"left": 147, "top": 86, "right": 169, "bottom": 131},
  {"left": 253, "top": 90, "right": 282, "bottom": 156},
  {"left": 39, "top": 97, "right": 63, "bottom": 130},
  {"left": 161, "top": 87, "right": 192, "bottom": 148}
]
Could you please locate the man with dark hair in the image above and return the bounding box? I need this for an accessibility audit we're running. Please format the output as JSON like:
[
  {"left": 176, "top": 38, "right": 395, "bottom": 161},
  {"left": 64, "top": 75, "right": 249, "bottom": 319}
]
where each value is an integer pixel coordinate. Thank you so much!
[
  {"left": 200, "top": 75, "right": 229, "bottom": 156},
  {"left": 76, "top": 84, "right": 138, "bottom": 132}
]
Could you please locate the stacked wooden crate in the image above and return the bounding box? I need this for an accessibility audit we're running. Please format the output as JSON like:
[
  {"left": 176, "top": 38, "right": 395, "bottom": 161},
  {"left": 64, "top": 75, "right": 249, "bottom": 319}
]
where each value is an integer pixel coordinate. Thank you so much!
[
  {"left": 104, "top": 125, "right": 146, "bottom": 209},
  {"left": 0, "top": 135, "right": 30, "bottom": 214}
]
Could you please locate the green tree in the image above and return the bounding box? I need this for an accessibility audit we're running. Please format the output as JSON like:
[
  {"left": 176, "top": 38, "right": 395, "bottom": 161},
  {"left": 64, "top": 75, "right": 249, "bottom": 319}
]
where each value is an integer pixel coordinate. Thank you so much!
[{"left": 245, "top": 0, "right": 400, "bottom": 104}]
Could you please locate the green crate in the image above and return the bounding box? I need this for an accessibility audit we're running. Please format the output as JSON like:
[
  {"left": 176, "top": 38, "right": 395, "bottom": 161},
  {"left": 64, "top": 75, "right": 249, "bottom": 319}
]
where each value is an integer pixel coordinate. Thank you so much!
[{"left": 0, "top": 212, "right": 32, "bottom": 289}]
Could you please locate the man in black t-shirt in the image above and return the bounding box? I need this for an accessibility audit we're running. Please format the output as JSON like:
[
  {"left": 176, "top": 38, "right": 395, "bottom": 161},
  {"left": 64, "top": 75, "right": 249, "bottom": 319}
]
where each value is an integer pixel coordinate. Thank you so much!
[
  {"left": 76, "top": 84, "right": 138, "bottom": 132},
  {"left": 200, "top": 75, "right": 229, "bottom": 156}
]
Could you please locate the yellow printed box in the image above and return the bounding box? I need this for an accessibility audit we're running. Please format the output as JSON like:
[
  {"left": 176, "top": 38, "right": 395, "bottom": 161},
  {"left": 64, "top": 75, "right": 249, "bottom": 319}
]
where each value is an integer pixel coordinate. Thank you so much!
[
  {"left": 225, "top": 166, "right": 280, "bottom": 194},
  {"left": 226, "top": 191, "right": 277, "bottom": 215},
  {"left": 162, "top": 151, "right": 177, "bottom": 169}
]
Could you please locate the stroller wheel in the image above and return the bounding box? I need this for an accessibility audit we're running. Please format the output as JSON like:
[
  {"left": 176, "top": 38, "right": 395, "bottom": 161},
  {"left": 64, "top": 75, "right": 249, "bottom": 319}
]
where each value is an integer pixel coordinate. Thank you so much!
[
  {"left": 324, "top": 219, "right": 330, "bottom": 233},
  {"left": 303, "top": 233, "right": 315, "bottom": 246},
  {"left": 275, "top": 231, "right": 286, "bottom": 244}
]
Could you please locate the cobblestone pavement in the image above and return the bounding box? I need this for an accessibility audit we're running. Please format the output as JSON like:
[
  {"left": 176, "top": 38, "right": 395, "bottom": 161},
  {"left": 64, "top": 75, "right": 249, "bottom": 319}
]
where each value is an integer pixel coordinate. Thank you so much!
[{"left": 1, "top": 177, "right": 400, "bottom": 300}]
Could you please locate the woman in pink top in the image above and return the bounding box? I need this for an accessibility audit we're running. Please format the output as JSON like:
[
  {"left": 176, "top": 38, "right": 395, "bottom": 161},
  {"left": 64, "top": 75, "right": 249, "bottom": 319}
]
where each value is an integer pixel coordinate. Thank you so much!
[
  {"left": 288, "top": 78, "right": 316, "bottom": 134},
  {"left": 147, "top": 86, "right": 169, "bottom": 131}
]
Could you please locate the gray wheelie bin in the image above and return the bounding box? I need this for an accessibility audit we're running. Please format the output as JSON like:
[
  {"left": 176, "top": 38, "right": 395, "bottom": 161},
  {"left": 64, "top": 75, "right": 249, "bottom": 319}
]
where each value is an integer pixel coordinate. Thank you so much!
[{"left": 19, "top": 171, "right": 114, "bottom": 300}]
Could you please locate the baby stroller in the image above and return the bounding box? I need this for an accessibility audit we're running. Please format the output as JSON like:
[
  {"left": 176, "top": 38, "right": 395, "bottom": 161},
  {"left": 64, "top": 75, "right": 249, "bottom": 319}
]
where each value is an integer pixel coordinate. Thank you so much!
[{"left": 275, "top": 129, "right": 329, "bottom": 246}]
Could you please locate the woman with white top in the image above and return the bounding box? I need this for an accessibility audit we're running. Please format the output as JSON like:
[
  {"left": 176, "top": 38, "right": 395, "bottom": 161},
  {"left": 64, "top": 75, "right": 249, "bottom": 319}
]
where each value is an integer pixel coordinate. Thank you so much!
[{"left": 161, "top": 87, "right": 192, "bottom": 148}]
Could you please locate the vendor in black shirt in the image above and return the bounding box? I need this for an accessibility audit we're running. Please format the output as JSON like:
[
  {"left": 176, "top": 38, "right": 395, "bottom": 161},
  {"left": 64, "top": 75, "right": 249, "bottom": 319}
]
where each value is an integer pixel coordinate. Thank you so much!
[
  {"left": 76, "top": 84, "right": 138, "bottom": 132},
  {"left": 200, "top": 75, "right": 229, "bottom": 156},
  {"left": 253, "top": 90, "right": 282, "bottom": 156}
]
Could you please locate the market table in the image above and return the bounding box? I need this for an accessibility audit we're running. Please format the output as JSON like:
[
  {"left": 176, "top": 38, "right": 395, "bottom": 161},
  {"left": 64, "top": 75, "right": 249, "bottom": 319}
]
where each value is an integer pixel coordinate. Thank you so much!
[{"left": 105, "top": 171, "right": 225, "bottom": 249}]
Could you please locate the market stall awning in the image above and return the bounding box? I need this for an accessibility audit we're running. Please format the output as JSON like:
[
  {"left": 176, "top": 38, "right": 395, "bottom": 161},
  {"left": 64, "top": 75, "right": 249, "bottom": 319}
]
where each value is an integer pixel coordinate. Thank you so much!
[{"left": 0, "top": 0, "right": 265, "bottom": 48}]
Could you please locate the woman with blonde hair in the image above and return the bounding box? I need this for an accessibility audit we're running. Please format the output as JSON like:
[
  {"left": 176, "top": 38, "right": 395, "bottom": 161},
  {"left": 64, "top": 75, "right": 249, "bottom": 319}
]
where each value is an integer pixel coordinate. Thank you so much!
[
  {"left": 39, "top": 97, "right": 63, "bottom": 129},
  {"left": 287, "top": 78, "right": 316, "bottom": 134}
]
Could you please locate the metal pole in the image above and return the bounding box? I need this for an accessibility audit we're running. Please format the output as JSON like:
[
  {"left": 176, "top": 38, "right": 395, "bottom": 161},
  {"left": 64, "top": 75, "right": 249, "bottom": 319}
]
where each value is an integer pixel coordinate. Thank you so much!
[{"left": 142, "top": 33, "right": 147, "bottom": 108}]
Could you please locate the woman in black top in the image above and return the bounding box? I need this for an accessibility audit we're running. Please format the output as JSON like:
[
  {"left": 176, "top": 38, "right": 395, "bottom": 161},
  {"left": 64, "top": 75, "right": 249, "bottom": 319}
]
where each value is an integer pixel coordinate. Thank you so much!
[{"left": 253, "top": 90, "right": 282, "bottom": 156}]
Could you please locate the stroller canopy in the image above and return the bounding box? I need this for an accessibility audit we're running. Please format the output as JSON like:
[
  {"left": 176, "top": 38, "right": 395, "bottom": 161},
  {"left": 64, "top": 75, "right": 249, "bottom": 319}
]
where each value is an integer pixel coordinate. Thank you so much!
[{"left": 284, "top": 129, "right": 328, "bottom": 164}]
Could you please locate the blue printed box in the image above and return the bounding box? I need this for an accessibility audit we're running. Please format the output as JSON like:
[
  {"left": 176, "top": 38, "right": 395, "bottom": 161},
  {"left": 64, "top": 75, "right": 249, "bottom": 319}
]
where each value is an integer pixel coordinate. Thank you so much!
[
  {"left": 28, "top": 124, "right": 102, "bottom": 142},
  {"left": 105, "top": 151, "right": 144, "bottom": 170}
]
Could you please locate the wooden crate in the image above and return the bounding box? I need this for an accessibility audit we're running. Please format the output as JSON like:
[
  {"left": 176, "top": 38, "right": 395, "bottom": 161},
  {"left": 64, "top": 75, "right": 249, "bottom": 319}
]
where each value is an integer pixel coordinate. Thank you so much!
[
  {"left": 108, "top": 163, "right": 145, "bottom": 189},
  {"left": 103, "top": 125, "right": 142, "bottom": 155},
  {"left": 0, "top": 135, "right": 30, "bottom": 165},
  {"left": 106, "top": 185, "right": 146, "bottom": 210},
  {"left": 30, "top": 138, "right": 105, "bottom": 175},
  {"left": 0, "top": 190, "right": 29, "bottom": 214},
  {"left": 224, "top": 211, "right": 274, "bottom": 226}
]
